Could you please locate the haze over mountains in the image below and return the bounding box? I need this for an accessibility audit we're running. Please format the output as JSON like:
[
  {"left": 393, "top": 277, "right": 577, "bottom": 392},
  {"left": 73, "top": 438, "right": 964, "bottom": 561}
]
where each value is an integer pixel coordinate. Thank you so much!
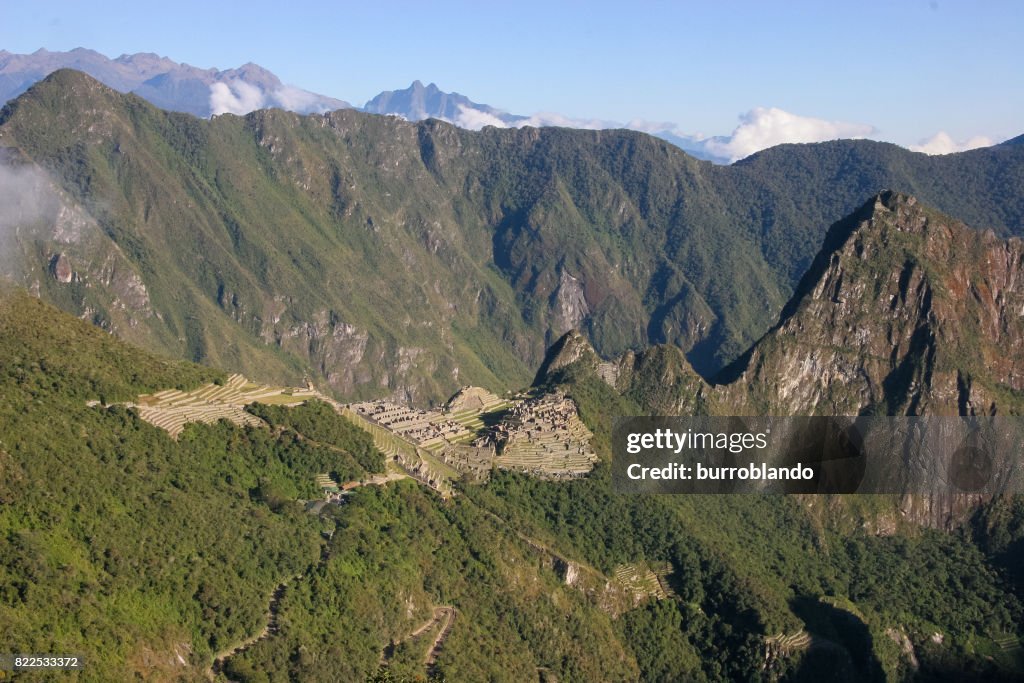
[
  {"left": 0, "top": 47, "right": 350, "bottom": 118},
  {"left": 0, "top": 48, "right": 1001, "bottom": 163}
]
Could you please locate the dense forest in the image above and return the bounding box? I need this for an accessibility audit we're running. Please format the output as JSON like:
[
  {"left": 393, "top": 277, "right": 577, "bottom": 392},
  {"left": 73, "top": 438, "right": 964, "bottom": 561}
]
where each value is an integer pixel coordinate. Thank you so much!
[{"left": 3, "top": 289, "right": 1024, "bottom": 681}]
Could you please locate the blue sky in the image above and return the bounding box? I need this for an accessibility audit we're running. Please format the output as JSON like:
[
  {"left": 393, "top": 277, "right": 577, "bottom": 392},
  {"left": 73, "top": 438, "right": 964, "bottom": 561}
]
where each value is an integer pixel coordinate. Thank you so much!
[{"left": 2, "top": 0, "right": 1021, "bottom": 150}]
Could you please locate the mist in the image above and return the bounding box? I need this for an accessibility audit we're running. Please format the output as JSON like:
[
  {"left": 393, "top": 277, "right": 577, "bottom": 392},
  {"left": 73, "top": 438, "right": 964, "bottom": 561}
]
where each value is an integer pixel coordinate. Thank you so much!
[{"left": 0, "top": 162, "right": 62, "bottom": 278}]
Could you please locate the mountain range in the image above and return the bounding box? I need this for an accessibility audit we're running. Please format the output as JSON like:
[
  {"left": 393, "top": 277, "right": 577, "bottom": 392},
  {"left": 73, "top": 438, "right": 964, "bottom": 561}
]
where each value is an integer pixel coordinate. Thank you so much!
[
  {"left": 0, "top": 49, "right": 720, "bottom": 157},
  {"left": 4, "top": 64, "right": 1024, "bottom": 681},
  {"left": 3, "top": 184, "right": 1024, "bottom": 676},
  {"left": 0, "top": 48, "right": 1002, "bottom": 164},
  {"left": 2, "top": 69, "right": 1023, "bottom": 406},
  {"left": 0, "top": 47, "right": 350, "bottom": 118},
  {"left": 540, "top": 190, "right": 1024, "bottom": 419}
]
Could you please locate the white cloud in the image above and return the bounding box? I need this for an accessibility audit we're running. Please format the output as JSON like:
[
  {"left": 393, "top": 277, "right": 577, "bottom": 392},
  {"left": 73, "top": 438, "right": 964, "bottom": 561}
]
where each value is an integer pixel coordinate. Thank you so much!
[
  {"left": 0, "top": 163, "right": 62, "bottom": 276},
  {"left": 452, "top": 104, "right": 509, "bottom": 130},
  {"left": 271, "top": 85, "right": 327, "bottom": 113},
  {"left": 623, "top": 120, "right": 690, "bottom": 137},
  {"left": 702, "top": 107, "right": 876, "bottom": 162},
  {"left": 910, "top": 131, "right": 994, "bottom": 155},
  {"left": 514, "top": 112, "right": 612, "bottom": 130},
  {"left": 209, "top": 80, "right": 267, "bottom": 116},
  {"left": 210, "top": 81, "right": 342, "bottom": 116},
  {"left": 472, "top": 106, "right": 874, "bottom": 164}
]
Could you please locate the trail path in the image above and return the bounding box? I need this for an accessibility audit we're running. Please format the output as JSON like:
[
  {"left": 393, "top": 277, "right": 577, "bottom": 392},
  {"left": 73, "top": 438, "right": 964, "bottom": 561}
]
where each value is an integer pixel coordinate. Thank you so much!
[
  {"left": 381, "top": 606, "right": 457, "bottom": 674},
  {"left": 209, "top": 576, "right": 298, "bottom": 680},
  {"left": 424, "top": 607, "right": 456, "bottom": 667}
]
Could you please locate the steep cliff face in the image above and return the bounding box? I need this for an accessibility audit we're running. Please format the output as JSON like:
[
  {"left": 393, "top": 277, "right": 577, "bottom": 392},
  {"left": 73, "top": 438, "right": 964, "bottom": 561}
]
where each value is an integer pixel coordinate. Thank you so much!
[
  {"left": 534, "top": 194, "right": 1024, "bottom": 530},
  {"left": 718, "top": 192, "right": 1024, "bottom": 416}
]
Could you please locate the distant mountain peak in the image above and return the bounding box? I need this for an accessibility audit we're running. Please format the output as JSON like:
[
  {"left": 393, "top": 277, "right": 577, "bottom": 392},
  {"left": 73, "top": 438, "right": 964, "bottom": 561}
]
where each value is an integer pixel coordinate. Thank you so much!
[
  {"left": 363, "top": 79, "right": 524, "bottom": 130},
  {"left": 0, "top": 48, "right": 350, "bottom": 118}
]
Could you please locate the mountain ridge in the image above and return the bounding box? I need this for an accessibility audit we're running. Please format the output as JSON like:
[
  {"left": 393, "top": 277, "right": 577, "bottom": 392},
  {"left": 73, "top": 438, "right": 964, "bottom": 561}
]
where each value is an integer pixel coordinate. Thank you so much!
[
  {"left": 542, "top": 192, "right": 1024, "bottom": 419},
  {"left": 4, "top": 69, "right": 1024, "bottom": 405},
  {"left": 0, "top": 47, "right": 350, "bottom": 117},
  {"left": 4, "top": 190, "right": 1024, "bottom": 677},
  {"left": 3, "top": 49, "right": 1015, "bottom": 163}
]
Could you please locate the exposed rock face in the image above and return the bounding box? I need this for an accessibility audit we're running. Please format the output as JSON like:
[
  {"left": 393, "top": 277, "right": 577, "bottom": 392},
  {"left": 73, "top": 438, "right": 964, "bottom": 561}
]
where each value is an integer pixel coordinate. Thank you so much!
[
  {"left": 562, "top": 561, "right": 581, "bottom": 587},
  {"left": 49, "top": 253, "right": 73, "bottom": 283},
  {"left": 718, "top": 191, "right": 1024, "bottom": 416},
  {"left": 539, "top": 194, "right": 1024, "bottom": 529},
  {"left": 272, "top": 311, "right": 375, "bottom": 395},
  {"left": 550, "top": 269, "right": 590, "bottom": 338}
]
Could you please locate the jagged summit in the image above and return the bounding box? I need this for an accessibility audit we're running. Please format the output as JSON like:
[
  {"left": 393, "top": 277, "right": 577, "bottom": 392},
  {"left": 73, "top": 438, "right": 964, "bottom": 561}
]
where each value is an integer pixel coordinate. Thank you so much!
[
  {"left": 533, "top": 330, "right": 600, "bottom": 386},
  {"left": 363, "top": 79, "right": 520, "bottom": 126},
  {"left": 774, "top": 190, "right": 923, "bottom": 326},
  {"left": 718, "top": 191, "right": 1024, "bottom": 415},
  {"left": 536, "top": 193, "right": 1024, "bottom": 417}
]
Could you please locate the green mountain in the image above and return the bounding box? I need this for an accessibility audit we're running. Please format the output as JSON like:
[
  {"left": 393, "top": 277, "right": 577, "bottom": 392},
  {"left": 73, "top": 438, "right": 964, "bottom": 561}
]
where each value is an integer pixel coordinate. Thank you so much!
[
  {"left": 3, "top": 70, "right": 1024, "bottom": 404},
  {"left": 540, "top": 192, "right": 1024, "bottom": 422},
  {"left": 0, "top": 291, "right": 639, "bottom": 681},
  {"left": 717, "top": 191, "right": 1024, "bottom": 417},
  {"left": 7, "top": 182, "right": 1024, "bottom": 682},
  {"left": 5, "top": 287, "right": 1024, "bottom": 682}
]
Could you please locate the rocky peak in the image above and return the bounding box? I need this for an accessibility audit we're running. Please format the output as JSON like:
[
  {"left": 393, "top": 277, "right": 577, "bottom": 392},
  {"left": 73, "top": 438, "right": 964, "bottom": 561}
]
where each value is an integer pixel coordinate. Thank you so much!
[
  {"left": 533, "top": 330, "right": 599, "bottom": 385},
  {"left": 719, "top": 191, "right": 1024, "bottom": 415}
]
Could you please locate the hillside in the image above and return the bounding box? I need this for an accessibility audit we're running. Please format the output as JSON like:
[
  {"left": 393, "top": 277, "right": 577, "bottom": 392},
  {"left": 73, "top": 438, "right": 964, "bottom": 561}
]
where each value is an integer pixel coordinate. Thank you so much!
[
  {"left": 2, "top": 71, "right": 1024, "bottom": 404},
  {"left": 4, "top": 283, "right": 1024, "bottom": 680},
  {"left": 0, "top": 291, "right": 644, "bottom": 681},
  {"left": 0, "top": 290, "right": 377, "bottom": 679},
  {"left": 540, "top": 193, "right": 1024, "bottom": 419}
]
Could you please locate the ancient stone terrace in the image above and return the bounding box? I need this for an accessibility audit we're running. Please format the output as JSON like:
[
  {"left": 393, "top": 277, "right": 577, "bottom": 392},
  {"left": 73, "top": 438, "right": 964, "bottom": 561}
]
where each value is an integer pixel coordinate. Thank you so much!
[
  {"left": 119, "top": 374, "right": 463, "bottom": 499},
  {"left": 129, "top": 374, "right": 315, "bottom": 438},
  {"left": 447, "top": 386, "right": 507, "bottom": 418},
  {"left": 348, "top": 400, "right": 474, "bottom": 452},
  {"left": 439, "top": 443, "right": 495, "bottom": 482},
  {"left": 487, "top": 392, "right": 599, "bottom": 480},
  {"left": 347, "top": 385, "right": 511, "bottom": 454},
  {"left": 332, "top": 402, "right": 456, "bottom": 498},
  {"left": 613, "top": 562, "right": 671, "bottom": 605}
]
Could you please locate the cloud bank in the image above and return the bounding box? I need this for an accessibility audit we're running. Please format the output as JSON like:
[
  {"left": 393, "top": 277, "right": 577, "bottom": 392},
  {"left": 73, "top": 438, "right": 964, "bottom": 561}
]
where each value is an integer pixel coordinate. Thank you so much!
[
  {"left": 450, "top": 105, "right": 614, "bottom": 131},
  {"left": 452, "top": 105, "right": 508, "bottom": 130},
  {"left": 209, "top": 81, "right": 265, "bottom": 116},
  {"left": 910, "top": 131, "right": 995, "bottom": 155},
  {"left": 443, "top": 104, "right": 880, "bottom": 163},
  {"left": 209, "top": 81, "right": 339, "bottom": 116},
  {"left": 702, "top": 108, "right": 876, "bottom": 162}
]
